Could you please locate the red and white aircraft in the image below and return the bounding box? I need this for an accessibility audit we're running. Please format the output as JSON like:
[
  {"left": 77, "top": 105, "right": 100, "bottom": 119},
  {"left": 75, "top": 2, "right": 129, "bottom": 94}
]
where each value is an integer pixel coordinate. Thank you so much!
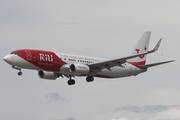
[{"left": 4, "top": 32, "right": 174, "bottom": 85}]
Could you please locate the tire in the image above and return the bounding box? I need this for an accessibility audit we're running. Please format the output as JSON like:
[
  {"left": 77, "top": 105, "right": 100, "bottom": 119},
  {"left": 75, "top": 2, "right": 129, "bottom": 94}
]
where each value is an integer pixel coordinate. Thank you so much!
[
  {"left": 86, "top": 76, "right": 94, "bottom": 82},
  {"left": 86, "top": 77, "right": 91, "bottom": 82},
  {"left": 67, "top": 79, "right": 75, "bottom": 85},
  {"left": 18, "top": 72, "right": 22, "bottom": 76},
  {"left": 90, "top": 76, "right": 94, "bottom": 82},
  {"left": 71, "top": 79, "right": 75, "bottom": 85}
]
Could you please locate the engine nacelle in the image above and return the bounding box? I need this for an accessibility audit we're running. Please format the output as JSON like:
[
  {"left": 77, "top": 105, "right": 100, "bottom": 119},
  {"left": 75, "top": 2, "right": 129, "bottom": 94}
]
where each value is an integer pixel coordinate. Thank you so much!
[
  {"left": 38, "top": 71, "right": 60, "bottom": 80},
  {"left": 69, "top": 63, "right": 90, "bottom": 76}
]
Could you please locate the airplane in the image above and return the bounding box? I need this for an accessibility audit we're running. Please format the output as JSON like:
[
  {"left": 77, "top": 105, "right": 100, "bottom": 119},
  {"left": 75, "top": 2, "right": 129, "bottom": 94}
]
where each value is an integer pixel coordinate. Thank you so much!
[{"left": 3, "top": 31, "right": 174, "bottom": 85}]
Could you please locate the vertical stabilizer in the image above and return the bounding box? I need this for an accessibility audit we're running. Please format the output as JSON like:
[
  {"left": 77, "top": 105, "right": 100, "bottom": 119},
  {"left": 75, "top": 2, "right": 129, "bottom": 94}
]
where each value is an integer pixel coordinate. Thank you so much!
[{"left": 127, "top": 31, "right": 151, "bottom": 66}]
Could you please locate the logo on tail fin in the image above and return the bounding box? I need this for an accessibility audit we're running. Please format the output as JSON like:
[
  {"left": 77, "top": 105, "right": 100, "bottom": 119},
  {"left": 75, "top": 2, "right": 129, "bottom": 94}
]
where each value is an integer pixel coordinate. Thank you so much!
[{"left": 135, "top": 47, "right": 147, "bottom": 59}]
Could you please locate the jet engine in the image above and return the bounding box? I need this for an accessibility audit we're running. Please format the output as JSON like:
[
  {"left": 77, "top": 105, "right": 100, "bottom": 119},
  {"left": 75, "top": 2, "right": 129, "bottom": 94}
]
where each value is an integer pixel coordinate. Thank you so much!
[
  {"left": 69, "top": 63, "right": 90, "bottom": 76},
  {"left": 38, "top": 71, "right": 60, "bottom": 80}
]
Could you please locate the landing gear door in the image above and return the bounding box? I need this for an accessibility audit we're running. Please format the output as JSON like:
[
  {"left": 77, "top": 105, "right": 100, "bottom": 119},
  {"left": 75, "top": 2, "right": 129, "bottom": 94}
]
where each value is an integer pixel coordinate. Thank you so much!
[{"left": 25, "top": 50, "right": 32, "bottom": 60}]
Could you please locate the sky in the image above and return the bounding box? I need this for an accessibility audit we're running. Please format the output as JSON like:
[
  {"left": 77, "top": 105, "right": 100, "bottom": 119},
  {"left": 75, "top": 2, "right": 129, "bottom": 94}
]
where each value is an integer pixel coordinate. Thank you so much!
[{"left": 0, "top": 0, "right": 180, "bottom": 120}]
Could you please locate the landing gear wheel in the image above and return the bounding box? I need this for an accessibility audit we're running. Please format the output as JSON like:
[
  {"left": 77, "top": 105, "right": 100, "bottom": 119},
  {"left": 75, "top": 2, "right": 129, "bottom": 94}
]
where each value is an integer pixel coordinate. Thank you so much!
[
  {"left": 71, "top": 79, "right": 75, "bottom": 85},
  {"left": 86, "top": 76, "right": 94, "bottom": 82},
  {"left": 67, "top": 79, "right": 75, "bottom": 85},
  {"left": 86, "top": 77, "right": 90, "bottom": 82},
  {"left": 90, "top": 76, "right": 94, "bottom": 82},
  {"left": 67, "top": 80, "right": 71, "bottom": 85},
  {"left": 18, "top": 71, "right": 22, "bottom": 76}
]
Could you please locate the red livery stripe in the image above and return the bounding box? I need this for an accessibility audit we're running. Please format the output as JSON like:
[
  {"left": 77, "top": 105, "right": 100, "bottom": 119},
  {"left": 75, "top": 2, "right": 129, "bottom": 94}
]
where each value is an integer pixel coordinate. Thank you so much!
[{"left": 127, "top": 61, "right": 146, "bottom": 68}]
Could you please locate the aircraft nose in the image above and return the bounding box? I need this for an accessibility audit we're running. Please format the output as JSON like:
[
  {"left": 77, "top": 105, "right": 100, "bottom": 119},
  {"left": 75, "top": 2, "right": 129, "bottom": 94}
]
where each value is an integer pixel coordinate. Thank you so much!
[{"left": 3, "top": 55, "right": 12, "bottom": 64}]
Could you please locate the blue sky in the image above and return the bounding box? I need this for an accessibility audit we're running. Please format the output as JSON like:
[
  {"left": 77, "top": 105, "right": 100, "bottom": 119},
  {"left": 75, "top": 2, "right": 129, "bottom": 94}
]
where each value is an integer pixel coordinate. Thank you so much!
[{"left": 0, "top": 1, "right": 179, "bottom": 120}]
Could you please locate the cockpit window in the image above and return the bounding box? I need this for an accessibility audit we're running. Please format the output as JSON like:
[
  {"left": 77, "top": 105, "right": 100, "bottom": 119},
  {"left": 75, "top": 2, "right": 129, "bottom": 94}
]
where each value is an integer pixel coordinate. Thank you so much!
[{"left": 10, "top": 52, "right": 20, "bottom": 55}]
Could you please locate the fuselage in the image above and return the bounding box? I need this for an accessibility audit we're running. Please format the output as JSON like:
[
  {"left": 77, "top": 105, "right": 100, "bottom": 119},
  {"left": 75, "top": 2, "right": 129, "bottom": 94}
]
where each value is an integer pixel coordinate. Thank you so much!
[{"left": 3, "top": 49, "right": 147, "bottom": 78}]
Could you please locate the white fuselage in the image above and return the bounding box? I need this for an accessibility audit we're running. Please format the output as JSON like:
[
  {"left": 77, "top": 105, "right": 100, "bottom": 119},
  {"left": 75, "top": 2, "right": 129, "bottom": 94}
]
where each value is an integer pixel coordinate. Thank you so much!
[{"left": 4, "top": 49, "right": 147, "bottom": 78}]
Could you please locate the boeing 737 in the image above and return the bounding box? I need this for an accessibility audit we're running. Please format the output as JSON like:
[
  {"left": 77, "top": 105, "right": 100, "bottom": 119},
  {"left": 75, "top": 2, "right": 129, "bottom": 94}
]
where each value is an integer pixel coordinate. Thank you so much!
[{"left": 3, "top": 32, "right": 174, "bottom": 85}]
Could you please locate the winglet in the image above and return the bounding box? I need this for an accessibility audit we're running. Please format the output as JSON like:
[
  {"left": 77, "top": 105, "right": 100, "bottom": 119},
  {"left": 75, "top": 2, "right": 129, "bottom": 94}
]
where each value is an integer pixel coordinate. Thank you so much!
[
  {"left": 153, "top": 38, "right": 162, "bottom": 52},
  {"left": 147, "top": 38, "right": 162, "bottom": 54}
]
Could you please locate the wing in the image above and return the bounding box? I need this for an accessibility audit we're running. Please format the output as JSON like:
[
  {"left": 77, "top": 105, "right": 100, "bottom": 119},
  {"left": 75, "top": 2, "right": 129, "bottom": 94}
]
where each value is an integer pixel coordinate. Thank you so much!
[{"left": 88, "top": 39, "right": 162, "bottom": 75}]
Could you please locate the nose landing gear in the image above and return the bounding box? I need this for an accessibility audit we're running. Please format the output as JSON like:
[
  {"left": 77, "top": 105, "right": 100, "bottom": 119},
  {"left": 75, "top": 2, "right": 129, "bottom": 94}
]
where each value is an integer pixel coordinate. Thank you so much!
[
  {"left": 12, "top": 65, "right": 22, "bottom": 76},
  {"left": 18, "top": 71, "right": 22, "bottom": 76}
]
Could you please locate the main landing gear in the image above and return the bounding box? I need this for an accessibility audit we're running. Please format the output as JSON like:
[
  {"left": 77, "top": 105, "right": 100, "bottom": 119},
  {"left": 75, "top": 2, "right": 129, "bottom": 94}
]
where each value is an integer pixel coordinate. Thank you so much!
[
  {"left": 67, "top": 76, "right": 94, "bottom": 86},
  {"left": 67, "top": 76, "right": 75, "bottom": 86},
  {"left": 12, "top": 65, "right": 22, "bottom": 76},
  {"left": 86, "top": 76, "right": 94, "bottom": 82}
]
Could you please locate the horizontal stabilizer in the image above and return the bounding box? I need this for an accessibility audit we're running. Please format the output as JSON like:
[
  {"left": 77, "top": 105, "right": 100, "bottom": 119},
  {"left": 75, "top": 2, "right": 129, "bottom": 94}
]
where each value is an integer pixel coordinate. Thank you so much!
[{"left": 139, "top": 60, "right": 175, "bottom": 69}]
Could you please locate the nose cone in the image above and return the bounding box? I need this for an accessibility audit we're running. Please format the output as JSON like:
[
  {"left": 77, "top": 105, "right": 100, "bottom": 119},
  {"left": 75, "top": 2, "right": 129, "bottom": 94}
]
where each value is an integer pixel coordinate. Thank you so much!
[{"left": 3, "top": 55, "right": 12, "bottom": 64}]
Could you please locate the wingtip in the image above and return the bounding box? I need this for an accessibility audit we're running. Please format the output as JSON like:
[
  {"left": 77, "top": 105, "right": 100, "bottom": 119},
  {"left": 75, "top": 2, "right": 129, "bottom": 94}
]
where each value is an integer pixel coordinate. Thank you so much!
[
  {"left": 153, "top": 38, "right": 163, "bottom": 52},
  {"left": 166, "top": 60, "right": 175, "bottom": 63}
]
